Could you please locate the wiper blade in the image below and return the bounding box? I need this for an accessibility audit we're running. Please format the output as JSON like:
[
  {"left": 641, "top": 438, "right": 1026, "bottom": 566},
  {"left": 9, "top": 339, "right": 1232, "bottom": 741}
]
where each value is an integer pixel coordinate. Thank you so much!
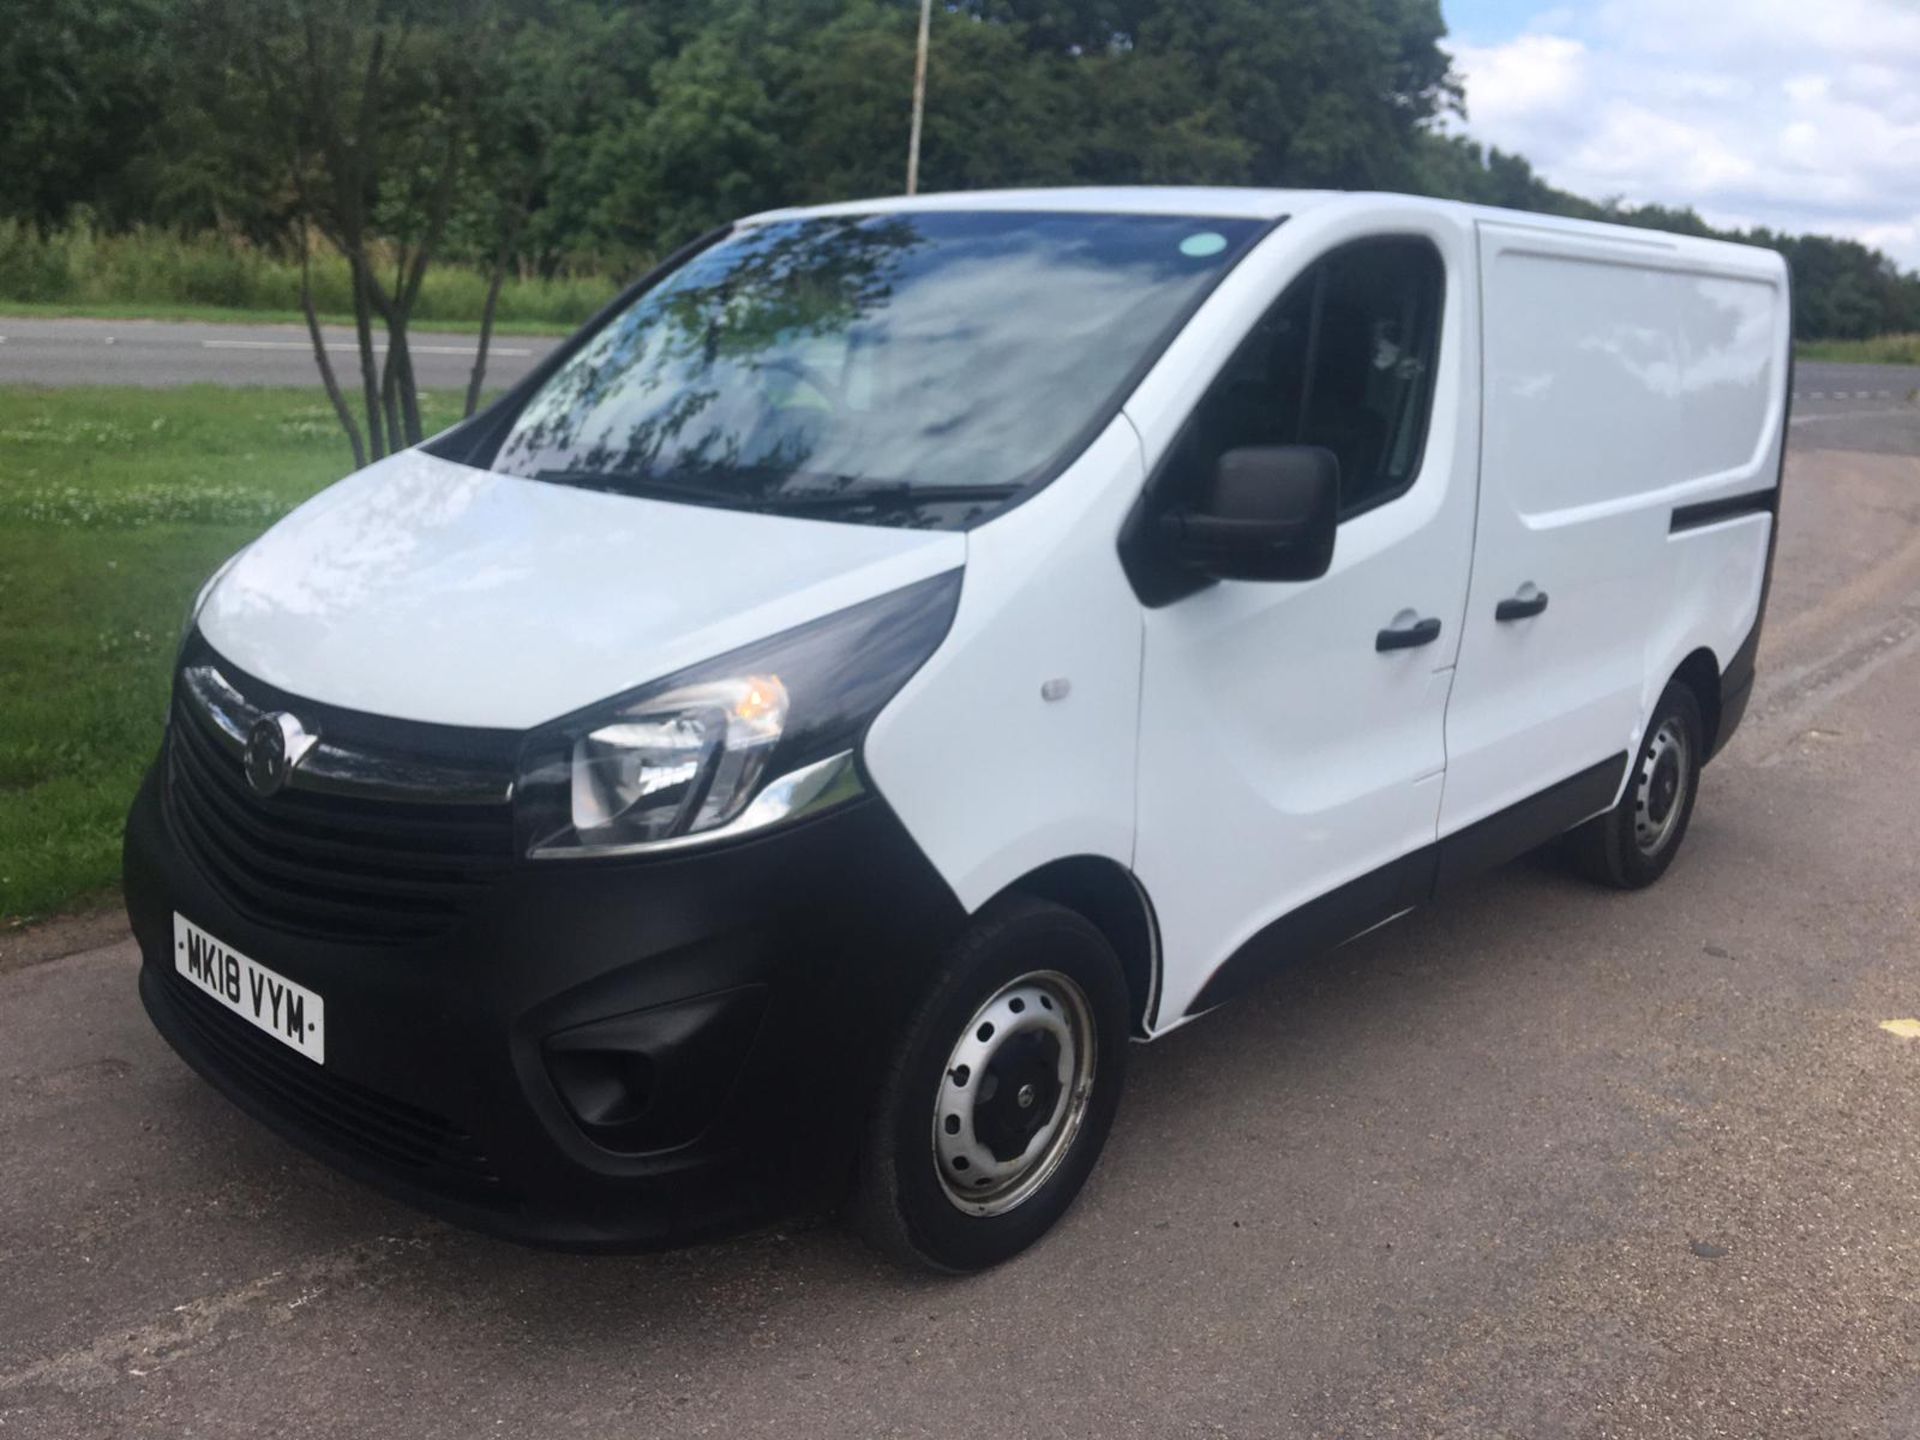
[
  {"left": 768, "top": 482, "right": 1023, "bottom": 510},
  {"left": 524, "top": 470, "right": 1022, "bottom": 515},
  {"left": 525, "top": 469, "right": 773, "bottom": 512}
]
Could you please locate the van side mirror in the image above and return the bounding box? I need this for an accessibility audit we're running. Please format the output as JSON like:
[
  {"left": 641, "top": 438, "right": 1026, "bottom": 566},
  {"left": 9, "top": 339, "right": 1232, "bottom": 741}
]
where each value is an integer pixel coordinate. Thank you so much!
[{"left": 1160, "top": 445, "right": 1339, "bottom": 583}]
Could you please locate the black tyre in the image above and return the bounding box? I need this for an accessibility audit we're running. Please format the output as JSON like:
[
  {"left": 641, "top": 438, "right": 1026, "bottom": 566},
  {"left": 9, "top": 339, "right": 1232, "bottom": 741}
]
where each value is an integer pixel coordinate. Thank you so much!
[
  {"left": 1564, "top": 680, "right": 1705, "bottom": 889},
  {"left": 851, "top": 895, "right": 1129, "bottom": 1272}
]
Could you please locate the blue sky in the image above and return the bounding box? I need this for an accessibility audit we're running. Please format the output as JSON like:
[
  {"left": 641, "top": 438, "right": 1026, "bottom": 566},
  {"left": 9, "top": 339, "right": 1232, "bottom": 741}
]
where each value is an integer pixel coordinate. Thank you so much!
[
  {"left": 1442, "top": 0, "right": 1543, "bottom": 44},
  {"left": 1434, "top": 1, "right": 1920, "bottom": 267}
]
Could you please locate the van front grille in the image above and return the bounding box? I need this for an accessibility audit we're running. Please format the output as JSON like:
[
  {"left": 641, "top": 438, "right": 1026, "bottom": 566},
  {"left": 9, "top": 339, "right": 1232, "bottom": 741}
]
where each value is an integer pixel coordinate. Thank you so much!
[
  {"left": 164, "top": 652, "right": 516, "bottom": 946},
  {"left": 161, "top": 968, "right": 505, "bottom": 1193}
]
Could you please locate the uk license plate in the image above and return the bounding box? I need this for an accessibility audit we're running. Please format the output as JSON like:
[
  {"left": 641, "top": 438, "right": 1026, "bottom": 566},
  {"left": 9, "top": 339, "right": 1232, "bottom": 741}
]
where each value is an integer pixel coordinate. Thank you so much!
[{"left": 173, "top": 913, "right": 325, "bottom": 1064}]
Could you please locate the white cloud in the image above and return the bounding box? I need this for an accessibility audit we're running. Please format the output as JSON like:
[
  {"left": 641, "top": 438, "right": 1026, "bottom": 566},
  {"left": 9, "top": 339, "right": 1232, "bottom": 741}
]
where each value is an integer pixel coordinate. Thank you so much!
[
  {"left": 1449, "top": 0, "right": 1920, "bottom": 269},
  {"left": 1460, "top": 33, "right": 1588, "bottom": 123}
]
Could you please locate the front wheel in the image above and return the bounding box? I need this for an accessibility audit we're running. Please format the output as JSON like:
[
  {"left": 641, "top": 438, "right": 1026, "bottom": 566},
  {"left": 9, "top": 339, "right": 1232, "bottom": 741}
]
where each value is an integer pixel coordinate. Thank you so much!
[
  {"left": 1564, "top": 680, "right": 1705, "bottom": 889},
  {"left": 851, "top": 897, "right": 1130, "bottom": 1272}
]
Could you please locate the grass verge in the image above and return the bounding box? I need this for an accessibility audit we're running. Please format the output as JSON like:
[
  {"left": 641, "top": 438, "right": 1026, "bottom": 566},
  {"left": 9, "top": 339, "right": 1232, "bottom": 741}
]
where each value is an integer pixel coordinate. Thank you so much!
[
  {"left": 1797, "top": 334, "right": 1920, "bottom": 365},
  {"left": 0, "top": 385, "right": 467, "bottom": 924},
  {"left": 0, "top": 221, "right": 619, "bottom": 331}
]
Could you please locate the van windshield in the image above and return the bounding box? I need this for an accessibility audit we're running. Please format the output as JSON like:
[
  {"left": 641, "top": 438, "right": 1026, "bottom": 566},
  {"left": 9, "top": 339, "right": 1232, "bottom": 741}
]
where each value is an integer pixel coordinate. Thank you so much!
[{"left": 492, "top": 211, "right": 1263, "bottom": 528}]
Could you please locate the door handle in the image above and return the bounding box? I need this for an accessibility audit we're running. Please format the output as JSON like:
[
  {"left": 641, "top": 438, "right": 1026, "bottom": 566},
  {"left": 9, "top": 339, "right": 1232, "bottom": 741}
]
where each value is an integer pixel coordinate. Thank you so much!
[
  {"left": 1375, "top": 616, "right": 1442, "bottom": 652},
  {"left": 1494, "top": 589, "right": 1549, "bottom": 622}
]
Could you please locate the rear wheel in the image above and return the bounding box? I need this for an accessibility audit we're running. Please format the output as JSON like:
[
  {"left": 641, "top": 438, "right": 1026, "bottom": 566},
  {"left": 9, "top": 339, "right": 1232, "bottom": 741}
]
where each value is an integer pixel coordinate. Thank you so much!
[
  {"left": 1564, "top": 680, "right": 1705, "bottom": 889},
  {"left": 852, "top": 896, "right": 1129, "bottom": 1272}
]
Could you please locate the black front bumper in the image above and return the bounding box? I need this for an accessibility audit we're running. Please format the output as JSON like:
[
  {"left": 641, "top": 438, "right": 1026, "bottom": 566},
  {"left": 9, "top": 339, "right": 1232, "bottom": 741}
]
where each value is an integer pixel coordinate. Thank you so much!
[{"left": 125, "top": 759, "right": 965, "bottom": 1249}]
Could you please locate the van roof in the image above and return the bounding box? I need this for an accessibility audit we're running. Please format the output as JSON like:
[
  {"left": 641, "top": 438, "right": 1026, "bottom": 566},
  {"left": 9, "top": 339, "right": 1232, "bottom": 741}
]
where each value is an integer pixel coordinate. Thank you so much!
[
  {"left": 741, "top": 186, "right": 1784, "bottom": 269},
  {"left": 744, "top": 186, "right": 1339, "bottom": 223}
]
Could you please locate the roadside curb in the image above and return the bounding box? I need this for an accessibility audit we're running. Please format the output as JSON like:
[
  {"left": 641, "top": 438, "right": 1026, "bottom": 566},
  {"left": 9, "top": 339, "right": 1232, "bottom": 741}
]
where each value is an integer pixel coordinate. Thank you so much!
[{"left": 0, "top": 905, "right": 132, "bottom": 975}]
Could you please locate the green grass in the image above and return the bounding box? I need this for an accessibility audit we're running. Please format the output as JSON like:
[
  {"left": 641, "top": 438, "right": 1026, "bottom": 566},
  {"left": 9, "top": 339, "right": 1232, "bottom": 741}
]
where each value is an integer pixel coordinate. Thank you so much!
[
  {"left": 0, "top": 299, "right": 580, "bottom": 337},
  {"left": 0, "top": 385, "right": 468, "bottom": 925},
  {"left": 1797, "top": 334, "right": 1920, "bottom": 365},
  {"left": 0, "top": 221, "right": 620, "bottom": 331}
]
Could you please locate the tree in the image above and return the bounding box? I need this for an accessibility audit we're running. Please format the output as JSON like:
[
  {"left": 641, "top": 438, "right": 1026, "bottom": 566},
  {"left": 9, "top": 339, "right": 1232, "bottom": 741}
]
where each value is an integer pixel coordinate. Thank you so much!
[
  {"left": 8, "top": 0, "right": 1919, "bottom": 356},
  {"left": 180, "top": 0, "right": 516, "bottom": 463},
  {"left": 0, "top": 0, "right": 174, "bottom": 229}
]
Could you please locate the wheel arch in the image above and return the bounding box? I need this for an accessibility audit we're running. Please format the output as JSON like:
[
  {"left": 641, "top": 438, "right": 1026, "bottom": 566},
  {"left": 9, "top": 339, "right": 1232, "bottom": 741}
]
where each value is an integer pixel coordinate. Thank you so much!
[
  {"left": 1671, "top": 646, "right": 1724, "bottom": 759},
  {"left": 997, "top": 856, "right": 1160, "bottom": 1038}
]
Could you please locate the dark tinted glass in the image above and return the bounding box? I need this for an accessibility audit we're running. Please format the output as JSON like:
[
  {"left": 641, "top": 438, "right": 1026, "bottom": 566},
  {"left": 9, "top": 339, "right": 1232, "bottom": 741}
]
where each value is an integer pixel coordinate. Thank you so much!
[
  {"left": 493, "top": 211, "right": 1263, "bottom": 528},
  {"left": 1165, "top": 237, "right": 1444, "bottom": 518}
]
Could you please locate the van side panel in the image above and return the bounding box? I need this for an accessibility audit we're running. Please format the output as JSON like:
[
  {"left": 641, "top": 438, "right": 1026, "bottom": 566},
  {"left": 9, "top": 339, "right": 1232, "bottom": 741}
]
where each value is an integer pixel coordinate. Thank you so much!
[
  {"left": 861, "top": 418, "right": 1145, "bottom": 916},
  {"left": 1438, "top": 223, "right": 1787, "bottom": 838},
  {"left": 1485, "top": 248, "right": 1782, "bottom": 513}
]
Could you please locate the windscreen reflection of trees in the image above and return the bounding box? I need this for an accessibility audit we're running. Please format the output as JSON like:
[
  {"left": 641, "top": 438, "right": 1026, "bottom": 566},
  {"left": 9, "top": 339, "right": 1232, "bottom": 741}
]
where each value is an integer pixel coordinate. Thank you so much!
[
  {"left": 493, "top": 213, "right": 1253, "bottom": 524},
  {"left": 497, "top": 216, "right": 920, "bottom": 501}
]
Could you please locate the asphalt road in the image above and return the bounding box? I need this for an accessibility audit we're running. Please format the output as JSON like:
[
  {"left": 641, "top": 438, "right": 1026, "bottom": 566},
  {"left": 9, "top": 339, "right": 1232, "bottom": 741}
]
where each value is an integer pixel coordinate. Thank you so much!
[
  {"left": 1791, "top": 360, "right": 1920, "bottom": 457},
  {"left": 4, "top": 394, "right": 1920, "bottom": 1439},
  {"left": 0, "top": 316, "right": 561, "bottom": 390},
  {"left": 2, "top": 314, "right": 1916, "bottom": 438}
]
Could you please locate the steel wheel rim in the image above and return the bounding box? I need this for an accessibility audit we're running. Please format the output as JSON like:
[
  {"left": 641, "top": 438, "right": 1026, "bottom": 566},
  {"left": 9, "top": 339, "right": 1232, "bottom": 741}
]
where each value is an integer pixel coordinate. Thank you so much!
[
  {"left": 1633, "top": 716, "right": 1691, "bottom": 856},
  {"left": 931, "top": 970, "right": 1097, "bottom": 1217}
]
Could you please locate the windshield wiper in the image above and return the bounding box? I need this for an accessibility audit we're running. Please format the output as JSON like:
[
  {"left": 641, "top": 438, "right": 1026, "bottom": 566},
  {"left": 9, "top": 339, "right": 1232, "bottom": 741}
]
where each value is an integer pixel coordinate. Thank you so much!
[
  {"left": 526, "top": 470, "right": 1022, "bottom": 515},
  {"left": 767, "top": 482, "right": 1023, "bottom": 510},
  {"left": 525, "top": 469, "right": 778, "bottom": 513}
]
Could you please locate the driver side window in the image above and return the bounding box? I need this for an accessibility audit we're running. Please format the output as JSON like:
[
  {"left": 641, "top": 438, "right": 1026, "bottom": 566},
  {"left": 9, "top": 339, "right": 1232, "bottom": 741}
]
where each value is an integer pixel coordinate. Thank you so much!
[{"left": 1165, "top": 236, "right": 1445, "bottom": 520}]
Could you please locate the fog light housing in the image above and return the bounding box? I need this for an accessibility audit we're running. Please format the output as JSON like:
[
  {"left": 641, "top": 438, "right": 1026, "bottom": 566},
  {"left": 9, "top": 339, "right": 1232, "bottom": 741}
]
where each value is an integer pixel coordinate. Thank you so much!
[
  {"left": 543, "top": 985, "right": 767, "bottom": 1153},
  {"left": 545, "top": 1049, "right": 658, "bottom": 1133}
]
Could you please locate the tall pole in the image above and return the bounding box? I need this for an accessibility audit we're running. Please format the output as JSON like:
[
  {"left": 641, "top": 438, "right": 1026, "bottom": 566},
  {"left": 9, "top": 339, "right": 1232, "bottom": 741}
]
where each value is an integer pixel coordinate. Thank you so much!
[{"left": 906, "top": 0, "right": 932, "bottom": 195}]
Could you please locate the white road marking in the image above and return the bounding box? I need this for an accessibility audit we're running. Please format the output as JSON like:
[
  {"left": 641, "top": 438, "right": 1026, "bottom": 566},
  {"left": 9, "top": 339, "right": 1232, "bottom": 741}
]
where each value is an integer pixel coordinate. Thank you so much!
[
  {"left": 200, "top": 339, "right": 533, "bottom": 357},
  {"left": 1790, "top": 408, "right": 1918, "bottom": 426},
  {"left": 0, "top": 1230, "right": 437, "bottom": 1394}
]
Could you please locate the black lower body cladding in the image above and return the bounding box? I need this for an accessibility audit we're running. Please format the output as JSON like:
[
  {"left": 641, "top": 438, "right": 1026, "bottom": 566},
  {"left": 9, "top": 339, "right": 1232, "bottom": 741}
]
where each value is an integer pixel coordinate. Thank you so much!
[{"left": 124, "top": 758, "right": 968, "bottom": 1249}]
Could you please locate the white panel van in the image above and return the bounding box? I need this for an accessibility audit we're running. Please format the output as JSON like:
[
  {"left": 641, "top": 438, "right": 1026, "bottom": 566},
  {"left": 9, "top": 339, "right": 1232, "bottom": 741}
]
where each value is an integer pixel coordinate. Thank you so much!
[{"left": 127, "top": 188, "right": 1790, "bottom": 1270}]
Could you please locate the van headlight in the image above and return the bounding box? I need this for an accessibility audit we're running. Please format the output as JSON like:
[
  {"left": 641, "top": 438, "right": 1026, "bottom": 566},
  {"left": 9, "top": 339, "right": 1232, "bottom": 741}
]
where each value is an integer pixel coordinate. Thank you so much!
[{"left": 515, "top": 570, "right": 961, "bottom": 858}]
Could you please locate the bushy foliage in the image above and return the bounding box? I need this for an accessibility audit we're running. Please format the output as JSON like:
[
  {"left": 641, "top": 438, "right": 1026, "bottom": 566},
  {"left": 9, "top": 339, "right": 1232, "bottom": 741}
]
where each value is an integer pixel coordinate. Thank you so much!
[
  {"left": 2, "top": 0, "right": 1915, "bottom": 340},
  {"left": 0, "top": 220, "right": 614, "bottom": 325}
]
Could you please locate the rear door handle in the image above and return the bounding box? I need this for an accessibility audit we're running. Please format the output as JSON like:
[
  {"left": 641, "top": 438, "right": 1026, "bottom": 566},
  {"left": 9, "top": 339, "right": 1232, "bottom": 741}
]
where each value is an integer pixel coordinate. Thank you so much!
[
  {"left": 1376, "top": 616, "right": 1442, "bottom": 652},
  {"left": 1494, "top": 590, "right": 1549, "bottom": 622}
]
